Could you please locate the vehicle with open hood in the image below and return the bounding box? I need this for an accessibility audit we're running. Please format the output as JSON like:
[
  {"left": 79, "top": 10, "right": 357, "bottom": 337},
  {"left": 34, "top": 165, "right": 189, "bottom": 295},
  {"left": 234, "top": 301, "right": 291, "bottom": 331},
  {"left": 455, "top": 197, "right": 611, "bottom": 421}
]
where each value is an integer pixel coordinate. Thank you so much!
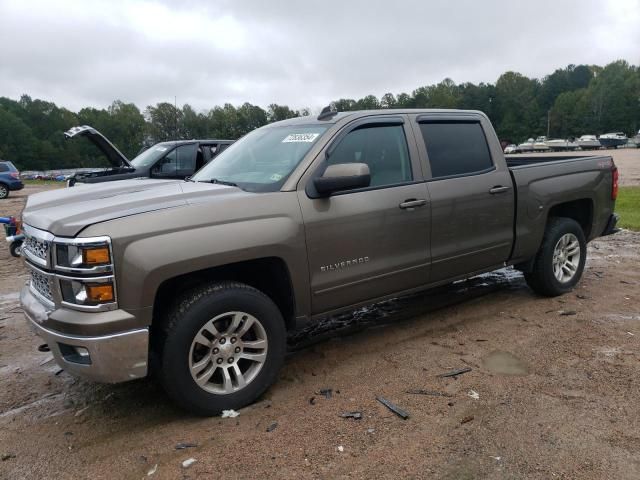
[{"left": 64, "top": 125, "right": 233, "bottom": 186}]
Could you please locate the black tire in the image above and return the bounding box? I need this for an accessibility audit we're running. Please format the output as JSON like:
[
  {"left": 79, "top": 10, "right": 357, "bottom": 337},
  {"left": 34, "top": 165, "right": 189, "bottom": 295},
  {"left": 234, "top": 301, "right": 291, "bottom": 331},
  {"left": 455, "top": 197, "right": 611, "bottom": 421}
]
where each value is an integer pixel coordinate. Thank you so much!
[
  {"left": 9, "top": 241, "right": 22, "bottom": 258},
  {"left": 158, "top": 281, "right": 286, "bottom": 416},
  {"left": 0, "top": 184, "right": 9, "bottom": 199},
  {"left": 524, "top": 217, "right": 586, "bottom": 297}
]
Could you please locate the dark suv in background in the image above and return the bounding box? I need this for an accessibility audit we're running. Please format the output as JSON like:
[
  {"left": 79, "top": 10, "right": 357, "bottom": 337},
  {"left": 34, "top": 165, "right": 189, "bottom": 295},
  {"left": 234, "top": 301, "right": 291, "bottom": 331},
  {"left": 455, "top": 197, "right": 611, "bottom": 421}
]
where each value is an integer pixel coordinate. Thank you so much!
[
  {"left": 65, "top": 125, "right": 233, "bottom": 186},
  {"left": 0, "top": 161, "right": 24, "bottom": 199}
]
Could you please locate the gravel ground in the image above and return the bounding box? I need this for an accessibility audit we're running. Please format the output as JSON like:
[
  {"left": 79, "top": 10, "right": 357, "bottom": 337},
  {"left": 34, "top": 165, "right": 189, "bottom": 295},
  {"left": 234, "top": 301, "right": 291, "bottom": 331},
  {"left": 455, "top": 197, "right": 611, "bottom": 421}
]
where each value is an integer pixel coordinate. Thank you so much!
[{"left": 1, "top": 157, "right": 639, "bottom": 479}]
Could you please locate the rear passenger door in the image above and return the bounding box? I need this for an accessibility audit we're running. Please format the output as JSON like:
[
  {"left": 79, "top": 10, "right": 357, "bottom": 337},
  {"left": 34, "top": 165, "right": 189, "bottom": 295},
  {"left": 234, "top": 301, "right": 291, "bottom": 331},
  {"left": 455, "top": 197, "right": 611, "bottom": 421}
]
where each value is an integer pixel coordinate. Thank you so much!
[
  {"left": 412, "top": 114, "right": 514, "bottom": 282},
  {"left": 298, "top": 116, "right": 431, "bottom": 314}
]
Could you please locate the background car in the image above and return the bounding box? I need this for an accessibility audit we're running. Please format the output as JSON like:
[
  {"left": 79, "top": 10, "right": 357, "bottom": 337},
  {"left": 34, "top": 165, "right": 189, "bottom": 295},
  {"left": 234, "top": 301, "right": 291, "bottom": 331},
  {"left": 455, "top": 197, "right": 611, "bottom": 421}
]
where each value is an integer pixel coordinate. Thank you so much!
[{"left": 0, "top": 160, "right": 24, "bottom": 199}]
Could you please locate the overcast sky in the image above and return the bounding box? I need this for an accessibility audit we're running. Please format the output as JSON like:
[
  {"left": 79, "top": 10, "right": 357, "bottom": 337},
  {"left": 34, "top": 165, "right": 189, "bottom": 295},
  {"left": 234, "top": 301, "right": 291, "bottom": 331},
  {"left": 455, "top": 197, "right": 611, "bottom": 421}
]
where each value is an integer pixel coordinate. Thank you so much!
[{"left": 1, "top": 0, "right": 638, "bottom": 113}]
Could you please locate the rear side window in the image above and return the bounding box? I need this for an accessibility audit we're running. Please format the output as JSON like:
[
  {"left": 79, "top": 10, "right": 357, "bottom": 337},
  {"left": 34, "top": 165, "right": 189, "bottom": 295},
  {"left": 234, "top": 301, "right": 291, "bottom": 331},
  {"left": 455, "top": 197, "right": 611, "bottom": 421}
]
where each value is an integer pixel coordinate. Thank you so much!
[
  {"left": 328, "top": 124, "right": 412, "bottom": 188},
  {"left": 0, "top": 163, "right": 8, "bottom": 172},
  {"left": 419, "top": 122, "right": 493, "bottom": 178}
]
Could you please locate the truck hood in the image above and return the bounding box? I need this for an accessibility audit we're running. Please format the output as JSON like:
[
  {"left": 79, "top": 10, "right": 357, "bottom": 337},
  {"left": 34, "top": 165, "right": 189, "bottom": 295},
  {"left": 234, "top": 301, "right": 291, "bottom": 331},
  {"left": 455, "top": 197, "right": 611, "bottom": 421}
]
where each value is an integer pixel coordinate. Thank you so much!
[
  {"left": 22, "top": 179, "right": 239, "bottom": 237},
  {"left": 64, "top": 125, "right": 134, "bottom": 169}
]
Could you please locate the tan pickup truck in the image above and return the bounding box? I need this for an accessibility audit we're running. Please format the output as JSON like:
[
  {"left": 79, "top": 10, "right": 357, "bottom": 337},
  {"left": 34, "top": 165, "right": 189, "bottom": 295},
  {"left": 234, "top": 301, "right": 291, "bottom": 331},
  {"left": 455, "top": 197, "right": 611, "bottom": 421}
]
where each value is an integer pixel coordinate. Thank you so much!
[{"left": 20, "top": 109, "right": 619, "bottom": 415}]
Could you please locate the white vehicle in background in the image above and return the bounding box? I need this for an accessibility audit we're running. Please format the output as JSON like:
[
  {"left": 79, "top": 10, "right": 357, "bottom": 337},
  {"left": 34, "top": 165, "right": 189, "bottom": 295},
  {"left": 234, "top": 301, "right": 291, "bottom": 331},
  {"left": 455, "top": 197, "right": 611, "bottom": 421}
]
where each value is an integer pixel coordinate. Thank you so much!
[
  {"left": 577, "top": 135, "right": 601, "bottom": 150},
  {"left": 504, "top": 144, "right": 517, "bottom": 154}
]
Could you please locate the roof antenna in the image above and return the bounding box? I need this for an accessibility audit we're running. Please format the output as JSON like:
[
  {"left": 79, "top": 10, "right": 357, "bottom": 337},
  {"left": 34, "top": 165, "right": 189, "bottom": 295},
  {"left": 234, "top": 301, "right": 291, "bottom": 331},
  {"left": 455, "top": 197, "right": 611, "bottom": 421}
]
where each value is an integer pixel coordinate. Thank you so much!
[{"left": 317, "top": 103, "right": 338, "bottom": 121}]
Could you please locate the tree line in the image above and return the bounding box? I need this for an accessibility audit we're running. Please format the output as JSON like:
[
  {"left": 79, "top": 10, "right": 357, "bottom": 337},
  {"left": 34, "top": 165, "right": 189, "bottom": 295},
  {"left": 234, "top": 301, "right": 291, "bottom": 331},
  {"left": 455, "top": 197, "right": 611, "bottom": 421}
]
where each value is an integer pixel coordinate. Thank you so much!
[{"left": 0, "top": 60, "right": 638, "bottom": 170}]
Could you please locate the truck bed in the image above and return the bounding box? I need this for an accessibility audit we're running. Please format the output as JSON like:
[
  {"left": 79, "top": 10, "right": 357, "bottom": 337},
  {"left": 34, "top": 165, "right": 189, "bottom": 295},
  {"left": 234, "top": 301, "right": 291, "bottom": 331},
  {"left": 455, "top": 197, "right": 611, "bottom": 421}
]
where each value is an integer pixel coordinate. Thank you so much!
[
  {"left": 505, "top": 154, "right": 608, "bottom": 168},
  {"left": 506, "top": 153, "right": 615, "bottom": 265}
]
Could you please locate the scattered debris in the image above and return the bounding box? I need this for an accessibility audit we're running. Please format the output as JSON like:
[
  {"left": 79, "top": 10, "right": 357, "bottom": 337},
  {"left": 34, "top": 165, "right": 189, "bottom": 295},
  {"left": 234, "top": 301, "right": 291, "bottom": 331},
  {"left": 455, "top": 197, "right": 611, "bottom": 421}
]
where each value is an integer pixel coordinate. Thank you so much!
[
  {"left": 37, "top": 343, "right": 50, "bottom": 353},
  {"left": 181, "top": 458, "right": 197, "bottom": 469},
  {"left": 489, "top": 456, "right": 501, "bottom": 461},
  {"left": 461, "top": 415, "right": 474, "bottom": 424},
  {"left": 339, "top": 411, "right": 362, "bottom": 420},
  {"left": 376, "top": 396, "right": 410, "bottom": 420},
  {"left": 620, "top": 280, "right": 634, "bottom": 285},
  {"left": 319, "top": 388, "right": 333, "bottom": 399},
  {"left": 221, "top": 409, "right": 239, "bottom": 418},
  {"left": 627, "top": 332, "right": 635, "bottom": 336},
  {"left": 39, "top": 356, "right": 54, "bottom": 366},
  {"left": 74, "top": 406, "right": 90, "bottom": 417},
  {"left": 1, "top": 453, "right": 16, "bottom": 461},
  {"left": 146, "top": 464, "right": 158, "bottom": 476},
  {"left": 266, "top": 422, "right": 278, "bottom": 432},
  {"left": 475, "top": 339, "right": 488, "bottom": 342},
  {"left": 337, "top": 446, "right": 344, "bottom": 452},
  {"left": 468, "top": 390, "right": 480, "bottom": 400},
  {"left": 437, "top": 367, "right": 472, "bottom": 378},
  {"left": 576, "top": 294, "right": 590, "bottom": 299},
  {"left": 406, "top": 389, "right": 452, "bottom": 397},
  {"left": 54, "top": 369, "right": 64, "bottom": 376},
  {"left": 559, "top": 310, "right": 577, "bottom": 316},
  {"left": 367, "top": 428, "right": 375, "bottom": 434},
  {"left": 309, "top": 396, "right": 316, "bottom": 405},
  {"left": 175, "top": 442, "right": 198, "bottom": 450}
]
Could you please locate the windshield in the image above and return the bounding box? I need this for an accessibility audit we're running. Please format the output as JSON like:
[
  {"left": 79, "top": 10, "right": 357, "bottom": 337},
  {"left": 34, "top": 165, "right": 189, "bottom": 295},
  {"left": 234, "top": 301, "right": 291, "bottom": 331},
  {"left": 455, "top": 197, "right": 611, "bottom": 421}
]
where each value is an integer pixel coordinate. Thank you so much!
[
  {"left": 192, "top": 125, "right": 328, "bottom": 192},
  {"left": 130, "top": 143, "right": 174, "bottom": 168}
]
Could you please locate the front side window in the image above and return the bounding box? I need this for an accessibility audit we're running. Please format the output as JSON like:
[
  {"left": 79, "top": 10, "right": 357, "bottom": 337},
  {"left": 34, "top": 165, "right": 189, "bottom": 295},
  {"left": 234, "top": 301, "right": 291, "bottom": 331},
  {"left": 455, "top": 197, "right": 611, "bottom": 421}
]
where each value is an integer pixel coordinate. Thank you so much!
[
  {"left": 192, "top": 125, "right": 328, "bottom": 192},
  {"left": 328, "top": 124, "right": 412, "bottom": 187},
  {"left": 419, "top": 122, "right": 493, "bottom": 178},
  {"left": 151, "top": 144, "right": 197, "bottom": 177}
]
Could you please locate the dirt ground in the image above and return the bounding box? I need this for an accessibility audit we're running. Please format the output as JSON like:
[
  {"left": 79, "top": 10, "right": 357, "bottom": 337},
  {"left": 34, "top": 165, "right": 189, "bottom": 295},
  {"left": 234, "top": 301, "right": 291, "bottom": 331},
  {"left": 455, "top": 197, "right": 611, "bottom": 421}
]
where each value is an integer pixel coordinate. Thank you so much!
[{"left": 1, "top": 150, "right": 639, "bottom": 480}]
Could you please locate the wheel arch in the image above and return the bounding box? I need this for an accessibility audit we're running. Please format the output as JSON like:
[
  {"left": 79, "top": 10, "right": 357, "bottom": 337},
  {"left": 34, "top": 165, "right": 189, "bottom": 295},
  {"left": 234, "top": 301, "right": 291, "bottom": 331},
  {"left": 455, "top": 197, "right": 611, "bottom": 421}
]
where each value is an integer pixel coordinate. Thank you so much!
[
  {"left": 547, "top": 198, "right": 594, "bottom": 239},
  {"left": 152, "top": 256, "right": 297, "bottom": 331}
]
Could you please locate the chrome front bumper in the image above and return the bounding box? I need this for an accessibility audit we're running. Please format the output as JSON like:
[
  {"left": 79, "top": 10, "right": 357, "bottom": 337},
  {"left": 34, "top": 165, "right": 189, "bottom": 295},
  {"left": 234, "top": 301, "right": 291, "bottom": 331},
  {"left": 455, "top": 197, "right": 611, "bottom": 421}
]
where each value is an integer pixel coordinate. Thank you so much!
[{"left": 21, "top": 286, "right": 149, "bottom": 383}]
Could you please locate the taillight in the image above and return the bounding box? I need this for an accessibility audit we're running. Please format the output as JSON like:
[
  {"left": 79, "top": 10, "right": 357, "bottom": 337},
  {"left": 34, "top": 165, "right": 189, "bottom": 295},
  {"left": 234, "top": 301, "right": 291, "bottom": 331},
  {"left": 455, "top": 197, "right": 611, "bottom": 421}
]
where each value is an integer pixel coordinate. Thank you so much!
[
  {"left": 10, "top": 172, "right": 19, "bottom": 179},
  {"left": 611, "top": 167, "right": 618, "bottom": 200}
]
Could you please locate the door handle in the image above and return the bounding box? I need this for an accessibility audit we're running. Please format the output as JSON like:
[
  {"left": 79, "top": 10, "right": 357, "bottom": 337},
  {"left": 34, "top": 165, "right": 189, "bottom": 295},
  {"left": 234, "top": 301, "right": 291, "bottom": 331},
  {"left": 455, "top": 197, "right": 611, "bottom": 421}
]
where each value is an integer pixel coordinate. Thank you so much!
[
  {"left": 489, "top": 186, "right": 511, "bottom": 194},
  {"left": 399, "top": 199, "right": 427, "bottom": 210}
]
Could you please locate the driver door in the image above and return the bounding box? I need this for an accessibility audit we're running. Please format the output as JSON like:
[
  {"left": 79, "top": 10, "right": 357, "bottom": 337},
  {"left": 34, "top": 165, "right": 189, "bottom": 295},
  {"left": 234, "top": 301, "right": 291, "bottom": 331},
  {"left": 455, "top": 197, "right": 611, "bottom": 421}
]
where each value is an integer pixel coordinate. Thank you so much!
[{"left": 297, "top": 116, "right": 431, "bottom": 314}]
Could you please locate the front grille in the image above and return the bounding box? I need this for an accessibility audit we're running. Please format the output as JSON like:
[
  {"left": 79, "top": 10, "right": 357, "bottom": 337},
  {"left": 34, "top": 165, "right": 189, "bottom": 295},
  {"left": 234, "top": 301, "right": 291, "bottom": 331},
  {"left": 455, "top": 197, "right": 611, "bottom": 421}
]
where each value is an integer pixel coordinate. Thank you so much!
[
  {"left": 30, "top": 268, "right": 53, "bottom": 302},
  {"left": 23, "top": 235, "right": 49, "bottom": 261}
]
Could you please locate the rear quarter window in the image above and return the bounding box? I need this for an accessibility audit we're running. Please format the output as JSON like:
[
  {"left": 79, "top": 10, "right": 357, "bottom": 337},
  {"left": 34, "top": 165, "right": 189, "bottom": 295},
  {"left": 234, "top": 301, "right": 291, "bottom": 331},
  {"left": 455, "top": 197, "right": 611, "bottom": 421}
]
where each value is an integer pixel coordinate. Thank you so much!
[
  {"left": 0, "top": 163, "right": 9, "bottom": 172},
  {"left": 419, "top": 122, "right": 493, "bottom": 178}
]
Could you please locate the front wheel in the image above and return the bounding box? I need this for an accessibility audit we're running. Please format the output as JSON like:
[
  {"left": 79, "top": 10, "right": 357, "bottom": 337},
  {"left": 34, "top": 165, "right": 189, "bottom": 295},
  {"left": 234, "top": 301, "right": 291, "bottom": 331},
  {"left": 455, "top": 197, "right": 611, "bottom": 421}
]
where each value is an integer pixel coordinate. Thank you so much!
[
  {"left": 524, "top": 217, "right": 586, "bottom": 297},
  {"left": 9, "top": 241, "right": 22, "bottom": 258},
  {"left": 158, "top": 282, "right": 286, "bottom": 416}
]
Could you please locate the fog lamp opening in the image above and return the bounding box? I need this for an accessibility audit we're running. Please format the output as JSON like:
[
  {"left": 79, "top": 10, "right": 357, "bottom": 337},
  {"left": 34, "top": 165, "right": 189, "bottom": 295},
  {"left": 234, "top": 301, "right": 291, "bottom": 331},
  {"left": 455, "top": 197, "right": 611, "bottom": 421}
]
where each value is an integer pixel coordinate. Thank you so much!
[{"left": 86, "top": 284, "right": 114, "bottom": 303}]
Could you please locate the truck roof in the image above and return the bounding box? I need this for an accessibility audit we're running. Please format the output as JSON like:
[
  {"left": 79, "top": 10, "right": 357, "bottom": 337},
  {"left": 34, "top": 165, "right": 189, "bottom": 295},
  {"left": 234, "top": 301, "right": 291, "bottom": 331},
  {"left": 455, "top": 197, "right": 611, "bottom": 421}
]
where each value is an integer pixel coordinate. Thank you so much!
[{"left": 268, "top": 109, "right": 487, "bottom": 127}]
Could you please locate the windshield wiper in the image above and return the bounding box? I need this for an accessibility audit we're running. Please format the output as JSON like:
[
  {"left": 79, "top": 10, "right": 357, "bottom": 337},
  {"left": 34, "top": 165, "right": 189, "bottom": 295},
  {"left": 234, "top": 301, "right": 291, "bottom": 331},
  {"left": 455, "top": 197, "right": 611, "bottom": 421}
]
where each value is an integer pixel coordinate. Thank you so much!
[{"left": 209, "top": 178, "right": 238, "bottom": 187}]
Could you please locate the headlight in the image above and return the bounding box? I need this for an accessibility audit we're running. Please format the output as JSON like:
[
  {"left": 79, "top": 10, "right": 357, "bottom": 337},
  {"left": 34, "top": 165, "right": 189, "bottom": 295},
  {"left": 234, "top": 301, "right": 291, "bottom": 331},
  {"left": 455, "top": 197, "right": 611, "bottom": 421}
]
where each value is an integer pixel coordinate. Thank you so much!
[
  {"left": 55, "top": 238, "right": 112, "bottom": 271},
  {"left": 53, "top": 236, "right": 117, "bottom": 311}
]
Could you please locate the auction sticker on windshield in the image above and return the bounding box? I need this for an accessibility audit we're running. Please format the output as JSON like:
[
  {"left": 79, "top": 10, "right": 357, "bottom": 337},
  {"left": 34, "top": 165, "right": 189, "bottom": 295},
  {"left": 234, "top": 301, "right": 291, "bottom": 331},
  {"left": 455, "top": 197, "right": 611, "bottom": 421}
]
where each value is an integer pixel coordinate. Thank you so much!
[{"left": 282, "top": 133, "right": 319, "bottom": 143}]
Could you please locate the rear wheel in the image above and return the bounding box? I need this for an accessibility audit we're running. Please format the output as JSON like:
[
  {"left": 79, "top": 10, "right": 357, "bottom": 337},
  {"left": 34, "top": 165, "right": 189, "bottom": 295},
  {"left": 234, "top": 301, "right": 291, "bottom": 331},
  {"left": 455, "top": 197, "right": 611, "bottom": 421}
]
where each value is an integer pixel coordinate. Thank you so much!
[
  {"left": 158, "top": 282, "right": 286, "bottom": 416},
  {"left": 524, "top": 217, "right": 586, "bottom": 297},
  {"left": 0, "top": 184, "right": 9, "bottom": 199}
]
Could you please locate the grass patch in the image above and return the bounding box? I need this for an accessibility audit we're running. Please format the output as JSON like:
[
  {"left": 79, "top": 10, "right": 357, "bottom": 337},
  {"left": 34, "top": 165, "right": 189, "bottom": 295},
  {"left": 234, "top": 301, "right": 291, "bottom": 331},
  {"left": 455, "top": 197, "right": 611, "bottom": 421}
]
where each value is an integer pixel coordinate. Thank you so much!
[{"left": 616, "top": 186, "right": 640, "bottom": 231}]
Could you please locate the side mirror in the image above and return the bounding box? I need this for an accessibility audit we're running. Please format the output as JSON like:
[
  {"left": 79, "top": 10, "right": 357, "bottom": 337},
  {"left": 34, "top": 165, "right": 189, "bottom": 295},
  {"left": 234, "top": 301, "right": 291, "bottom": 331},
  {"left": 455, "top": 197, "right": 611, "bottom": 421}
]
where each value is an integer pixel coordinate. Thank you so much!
[{"left": 314, "top": 163, "right": 370, "bottom": 196}]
